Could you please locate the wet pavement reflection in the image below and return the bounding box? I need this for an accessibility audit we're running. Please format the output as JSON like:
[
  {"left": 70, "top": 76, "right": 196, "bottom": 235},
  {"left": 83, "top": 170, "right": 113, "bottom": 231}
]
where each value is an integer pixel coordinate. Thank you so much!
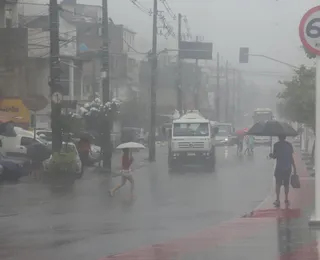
[{"left": 0, "top": 146, "right": 276, "bottom": 260}]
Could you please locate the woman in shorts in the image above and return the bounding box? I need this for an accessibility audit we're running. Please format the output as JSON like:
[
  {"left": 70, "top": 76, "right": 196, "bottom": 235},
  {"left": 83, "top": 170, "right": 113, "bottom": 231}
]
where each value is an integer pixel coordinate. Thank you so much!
[{"left": 109, "top": 148, "right": 134, "bottom": 197}]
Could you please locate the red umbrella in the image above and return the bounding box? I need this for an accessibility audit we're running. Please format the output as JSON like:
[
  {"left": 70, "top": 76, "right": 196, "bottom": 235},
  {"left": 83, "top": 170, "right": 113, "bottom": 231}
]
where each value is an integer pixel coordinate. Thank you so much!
[{"left": 235, "top": 128, "right": 248, "bottom": 136}]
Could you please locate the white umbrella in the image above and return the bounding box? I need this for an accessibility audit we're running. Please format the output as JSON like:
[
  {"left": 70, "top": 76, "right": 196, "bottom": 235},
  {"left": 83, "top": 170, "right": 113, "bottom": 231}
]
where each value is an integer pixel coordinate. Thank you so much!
[{"left": 116, "top": 142, "right": 146, "bottom": 149}]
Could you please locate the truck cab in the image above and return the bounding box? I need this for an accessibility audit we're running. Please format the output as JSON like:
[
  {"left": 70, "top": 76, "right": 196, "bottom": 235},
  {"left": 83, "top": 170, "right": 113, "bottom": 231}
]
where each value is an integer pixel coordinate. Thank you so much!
[{"left": 168, "top": 111, "right": 218, "bottom": 171}]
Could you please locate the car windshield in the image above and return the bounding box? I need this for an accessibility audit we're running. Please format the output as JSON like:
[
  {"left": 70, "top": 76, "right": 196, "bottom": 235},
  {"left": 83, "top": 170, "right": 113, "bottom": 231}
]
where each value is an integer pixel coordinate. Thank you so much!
[
  {"left": 37, "top": 131, "right": 52, "bottom": 141},
  {"left": 37, "top": 136, "right": 49, "bottom": 145},
  {"left": 253, "top": 112, "right": 273, "bottom": 123},
  {"left": 173, "top": 123, "right": 209, "bottom": 137},
  {"left": 216, "top": 125, "right": 232, "bottom": 136}
]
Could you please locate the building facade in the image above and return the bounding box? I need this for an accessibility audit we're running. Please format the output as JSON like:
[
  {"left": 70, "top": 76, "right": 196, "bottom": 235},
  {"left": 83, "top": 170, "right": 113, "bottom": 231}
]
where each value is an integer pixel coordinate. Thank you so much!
[{"left": 60, "top": 0, "right": 138, "bottom": 102}]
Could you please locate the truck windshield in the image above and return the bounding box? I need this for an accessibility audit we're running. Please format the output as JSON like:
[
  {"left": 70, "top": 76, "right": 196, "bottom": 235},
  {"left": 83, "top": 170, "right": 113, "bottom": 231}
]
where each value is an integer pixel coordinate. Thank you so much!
[{"left": 173, "top": 123, "right": 209, "bottom": 137}]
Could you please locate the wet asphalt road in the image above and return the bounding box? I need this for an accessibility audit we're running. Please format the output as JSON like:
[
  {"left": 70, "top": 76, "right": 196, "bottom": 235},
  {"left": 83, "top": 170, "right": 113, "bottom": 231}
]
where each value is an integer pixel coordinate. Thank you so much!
[{"left": 0, "top": 146, "right": 275, "bottom": 260}]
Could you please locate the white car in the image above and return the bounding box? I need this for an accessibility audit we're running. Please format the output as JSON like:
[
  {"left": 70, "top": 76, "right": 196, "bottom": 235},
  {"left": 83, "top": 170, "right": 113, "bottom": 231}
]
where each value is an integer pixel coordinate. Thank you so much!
[
  {"left": 43, "top": 142, "right": 82, "bottom": 175},
  {"left": 36, "top": 129, "right": 101, "bottom": 163},
  {"left": 0, "top": 127, "right": 49, "bottom": 157}
]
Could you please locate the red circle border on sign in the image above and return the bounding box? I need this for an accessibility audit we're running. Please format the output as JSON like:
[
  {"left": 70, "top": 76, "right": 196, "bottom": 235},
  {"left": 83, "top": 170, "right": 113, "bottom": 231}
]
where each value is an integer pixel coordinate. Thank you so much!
[{"left": 299, "top": 5, "right": 320, "bottom": 56}]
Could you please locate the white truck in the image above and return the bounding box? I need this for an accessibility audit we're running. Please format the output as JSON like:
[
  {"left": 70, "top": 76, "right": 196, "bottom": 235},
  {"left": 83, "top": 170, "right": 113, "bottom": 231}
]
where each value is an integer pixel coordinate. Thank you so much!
[{"left": 167, "top": 111, "right": 218, "bottom": 171}]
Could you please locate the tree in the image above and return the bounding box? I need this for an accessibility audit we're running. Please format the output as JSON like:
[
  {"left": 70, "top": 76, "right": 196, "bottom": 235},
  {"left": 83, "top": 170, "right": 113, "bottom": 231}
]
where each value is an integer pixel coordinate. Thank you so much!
[
  {"left": 79, "top": 97, "right": 120, "bottom": 143},
  {"left": 277, "top": 65, "right": 315, "bottom": 131},
  {"left": 302, "top": 45, "right": 316, "bottom": 60}
]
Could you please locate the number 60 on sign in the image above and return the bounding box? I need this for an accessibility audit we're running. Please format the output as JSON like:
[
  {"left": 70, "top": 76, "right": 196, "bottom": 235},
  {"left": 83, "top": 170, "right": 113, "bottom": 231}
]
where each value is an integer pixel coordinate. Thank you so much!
[{"left": 300, "top": 6, "right": 320, "bottom": 55}]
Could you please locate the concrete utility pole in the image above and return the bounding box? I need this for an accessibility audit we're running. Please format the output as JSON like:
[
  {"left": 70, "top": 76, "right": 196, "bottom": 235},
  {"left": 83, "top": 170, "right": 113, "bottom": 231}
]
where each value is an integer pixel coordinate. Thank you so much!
[
  {"left": 237, "top": 70, "right": 241, "bottom": 124},
  {"left": 225, "top": 60, "right": 229, "bottom": 122},
  {"left": 101, "top": 0, "right": 112, "bottom": 171},
  {"left": 49, "top": 0, "right": 62, "bottom": 152},
  {"left": 232, "top": 68, "right": 236, "bottom": 126},
  {"left": 194, "top": 36, "right": 199, "bottom": 110},
  {"left": 176, "top": 13, "right": 183, "bottom": 114},
  {"left": 216, "top": 52, "right": 220, "bottom": 121},
  {"left": 148, "top": 0, "right": 158, "bottom": 162},
  {"left": 69, "top": 60, "right": 74, "bottom": 100}
]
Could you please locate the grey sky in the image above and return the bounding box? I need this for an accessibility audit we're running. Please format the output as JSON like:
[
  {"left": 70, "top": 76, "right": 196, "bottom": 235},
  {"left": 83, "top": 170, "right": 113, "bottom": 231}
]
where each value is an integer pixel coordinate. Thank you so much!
[
  {"left": 24, "top": 0, "right": 318, "bottom": 99},
  {"left": 80, "top": 0, "right": 316, "bottom": 83}
]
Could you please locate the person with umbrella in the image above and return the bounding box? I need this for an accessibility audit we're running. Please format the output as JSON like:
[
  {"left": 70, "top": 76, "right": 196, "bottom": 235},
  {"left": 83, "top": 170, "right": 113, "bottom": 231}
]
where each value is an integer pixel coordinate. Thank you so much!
[
  {"left": 269, "top": 135, "right": 297, "bottom": 207},
  {"left": 247, "top": 120, "right": 298, "bottom": 207},
  {"left": 109, "top": 148, "right": 134, "bottom": 197},
  {"left": 235, "top": 128, "right": 248, "bottom": 155}
]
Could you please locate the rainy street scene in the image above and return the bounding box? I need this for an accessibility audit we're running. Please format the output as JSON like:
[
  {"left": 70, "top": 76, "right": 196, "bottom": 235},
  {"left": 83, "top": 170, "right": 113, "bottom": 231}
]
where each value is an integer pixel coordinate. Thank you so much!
[{"left": 0, "top": 0, "right": 320, "bottom": 260}]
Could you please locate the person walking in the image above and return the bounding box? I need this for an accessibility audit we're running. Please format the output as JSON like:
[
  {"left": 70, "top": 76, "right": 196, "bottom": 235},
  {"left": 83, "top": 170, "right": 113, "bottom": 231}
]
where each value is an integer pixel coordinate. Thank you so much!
[
  {"left": 77, "top": 136, "right": 91, "bottom": 176},
  {"left": 109, "top": 148, "right": 134, "bottom": 197},
  {"left": 244, "top": 135, "right": 255, "bottom": 155},
  {"left": 269, "top": 135, "right": 297, "bottom": 207}
]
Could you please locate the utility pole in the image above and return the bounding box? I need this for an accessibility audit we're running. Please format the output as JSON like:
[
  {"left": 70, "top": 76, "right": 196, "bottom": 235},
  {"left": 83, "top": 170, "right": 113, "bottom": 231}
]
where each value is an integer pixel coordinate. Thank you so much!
[
  {"left": 49, "top": 0, "right": 62, "bottom": 153},
  {"left": 225, "top": 60, "right": 229, "bottom": 122},
  {"left": 194, "top": 36, "right": 199, "bottom": 110},
  {"left": 232, "top": 68, "right": 236, "bottom": 126},
  {"left": 148, "top": 0, "right": 158, "bottom": 162},
  {"left": 101, "top": 0, "right": 112, "bottom": 171},
  {"left": 176, "top": 13, "right": 183, "bottom": 114},
  {"left": 237, "top": 71, "right": 241, "bottom": 125},
  {"left": 215, "top": 52, "right": 220, "bottom": 121}
]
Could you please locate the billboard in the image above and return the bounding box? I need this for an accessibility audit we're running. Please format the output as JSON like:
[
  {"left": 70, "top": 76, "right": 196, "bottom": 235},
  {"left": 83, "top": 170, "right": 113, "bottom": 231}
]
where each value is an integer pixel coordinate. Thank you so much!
[{"left": 179, "top": 41, "right": 213, "bottom": 60}]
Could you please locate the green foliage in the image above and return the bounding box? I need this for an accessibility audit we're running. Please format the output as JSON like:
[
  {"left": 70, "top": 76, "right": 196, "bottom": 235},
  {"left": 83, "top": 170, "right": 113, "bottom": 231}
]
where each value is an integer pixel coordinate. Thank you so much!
[
  {"left": 80, "top": 98, "right": 120, "bottom": 134},
  {"left": 277, "top": 65, "right": 315, "bottom": 131},
  {"left": 60, "top": 113, "right": 84, "bottom": 135},
  {"left": 302, "top": 45, "right": 316, "bottom": 59},
  {"left": 44, "top": 143, "right": 80, "bottom": 175}
]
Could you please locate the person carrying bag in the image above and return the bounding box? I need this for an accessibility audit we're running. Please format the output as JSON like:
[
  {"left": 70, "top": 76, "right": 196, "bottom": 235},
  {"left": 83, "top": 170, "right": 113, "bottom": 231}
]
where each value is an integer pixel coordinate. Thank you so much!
[{"left": 291, "top": 172, "right": 300, "bottom": 189}]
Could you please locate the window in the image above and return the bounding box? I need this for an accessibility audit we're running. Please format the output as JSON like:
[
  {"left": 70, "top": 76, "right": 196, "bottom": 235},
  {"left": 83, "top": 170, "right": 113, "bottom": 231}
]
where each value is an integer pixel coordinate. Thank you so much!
[
  {"left": 173, "top": 123, "right": 210, "bottom": 137},
  {"left": 216, "top": 125, "right": 232, "bottom": 136},
  {"left": 20, "top": 137, "right": 37, "bottom": 146},
  {"left": 37, "top": 131, "right": 52, "bottom": 142}
]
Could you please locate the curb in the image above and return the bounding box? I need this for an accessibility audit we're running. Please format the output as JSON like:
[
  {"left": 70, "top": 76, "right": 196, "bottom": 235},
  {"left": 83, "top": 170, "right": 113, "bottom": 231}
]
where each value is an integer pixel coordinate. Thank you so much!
[{"left": 244, "top": 149, "right": 314, "bottom": 217}]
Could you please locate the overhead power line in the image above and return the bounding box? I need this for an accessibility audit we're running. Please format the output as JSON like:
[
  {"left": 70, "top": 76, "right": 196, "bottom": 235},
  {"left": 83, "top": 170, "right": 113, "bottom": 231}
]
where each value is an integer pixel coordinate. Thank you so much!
[
  {"left": 129, "top": 0, "right": 152, "bottom": 16},
  {"left": 128, "top": 0, "right": 176, "bottom": 39},
  {"left": 159, "top": 0, "right": 176, "bottom": 20}
]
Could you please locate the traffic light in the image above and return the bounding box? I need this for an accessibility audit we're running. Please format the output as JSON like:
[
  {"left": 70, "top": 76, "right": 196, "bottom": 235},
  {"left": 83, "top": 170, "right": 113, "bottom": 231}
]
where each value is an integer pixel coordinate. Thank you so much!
[{"left": 239, "top": 47, "right": 249, "bottom": 63}]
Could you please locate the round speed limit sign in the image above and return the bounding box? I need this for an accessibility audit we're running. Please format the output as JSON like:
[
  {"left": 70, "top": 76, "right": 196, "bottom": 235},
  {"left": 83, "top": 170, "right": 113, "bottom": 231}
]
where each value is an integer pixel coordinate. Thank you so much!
[{"left": 299, "top": 6, "right": 320, "bottom": 56}]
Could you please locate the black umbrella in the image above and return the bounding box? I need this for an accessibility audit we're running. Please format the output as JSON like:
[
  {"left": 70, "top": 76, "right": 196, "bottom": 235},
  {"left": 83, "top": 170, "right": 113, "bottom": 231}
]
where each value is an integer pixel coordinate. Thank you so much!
[{"left": 247, "top": 120, "right": 298, "bottom": 137}]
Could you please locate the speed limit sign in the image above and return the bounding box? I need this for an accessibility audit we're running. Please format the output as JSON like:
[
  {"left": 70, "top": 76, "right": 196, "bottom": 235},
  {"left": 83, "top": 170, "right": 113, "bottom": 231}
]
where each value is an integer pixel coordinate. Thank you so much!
[{"left": 299, "top": 6, "right": 320, "bottom": 55}]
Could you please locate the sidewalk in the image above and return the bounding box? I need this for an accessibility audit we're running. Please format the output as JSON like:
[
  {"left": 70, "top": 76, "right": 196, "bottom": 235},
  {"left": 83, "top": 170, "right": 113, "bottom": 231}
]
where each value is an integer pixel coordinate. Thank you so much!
[{"left": 100, "top": 146, "right": 318, "bottom": 260}]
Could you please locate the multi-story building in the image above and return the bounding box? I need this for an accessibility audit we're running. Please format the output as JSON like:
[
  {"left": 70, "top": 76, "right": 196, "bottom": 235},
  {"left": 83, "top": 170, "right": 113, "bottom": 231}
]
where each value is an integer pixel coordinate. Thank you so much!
[
  {"left": 0, "top": 0, "right": 19, "bottom": 28},
  {"left": 0, "top": 0, "right": 28, "bottom": 97},
  {"left": 60, "top": 0, "right": 138, "bottom": 102}
]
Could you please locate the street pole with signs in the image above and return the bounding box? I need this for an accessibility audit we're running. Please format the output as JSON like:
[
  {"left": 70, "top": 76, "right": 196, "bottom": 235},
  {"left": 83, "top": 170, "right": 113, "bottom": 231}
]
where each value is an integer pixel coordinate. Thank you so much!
[{"left": 299, "top": 6, "right": 320, "bottom": 225}]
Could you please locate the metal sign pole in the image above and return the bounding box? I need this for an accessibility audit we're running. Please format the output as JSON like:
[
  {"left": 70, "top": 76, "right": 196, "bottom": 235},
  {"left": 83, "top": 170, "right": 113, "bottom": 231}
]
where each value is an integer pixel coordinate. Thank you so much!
[
  {"left": 299, "top": 5, "right": 320, "bottom": 225},
  {"left": 315, "top": 55, "right": 320, "bottom": 220}
]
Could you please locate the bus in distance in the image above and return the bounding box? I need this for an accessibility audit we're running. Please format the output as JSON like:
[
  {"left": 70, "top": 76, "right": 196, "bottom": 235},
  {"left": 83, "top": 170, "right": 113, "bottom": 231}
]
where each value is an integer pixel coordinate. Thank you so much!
[{"left": 252, "top": 108, "right": 273, "bottom": 146}]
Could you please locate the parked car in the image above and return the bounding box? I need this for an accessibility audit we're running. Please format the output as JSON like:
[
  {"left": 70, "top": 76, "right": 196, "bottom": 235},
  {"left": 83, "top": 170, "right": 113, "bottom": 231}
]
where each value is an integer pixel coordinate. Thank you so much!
[
  {"left": 0, "top": 126, "right": 49, "bottom": 158},
  {"left": 36, "top": 129, "right": 101, "bottom": 165},
  {"left": 43, "top": 142, "right": 82, "bottom": 178},
  {"left": 0, "top": 153, "right": 31, "bottom": 181}
]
